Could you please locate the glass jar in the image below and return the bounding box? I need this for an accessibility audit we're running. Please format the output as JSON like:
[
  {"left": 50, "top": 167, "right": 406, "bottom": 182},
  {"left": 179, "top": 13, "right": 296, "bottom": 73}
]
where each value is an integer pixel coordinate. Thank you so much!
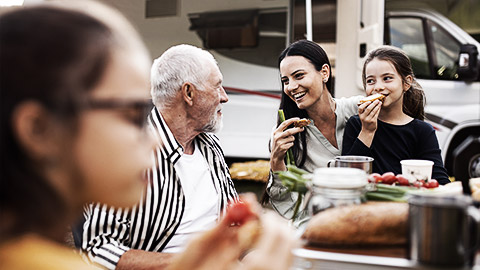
[{"left": 307, "top": 167, "right": 368, "bottom": 215}]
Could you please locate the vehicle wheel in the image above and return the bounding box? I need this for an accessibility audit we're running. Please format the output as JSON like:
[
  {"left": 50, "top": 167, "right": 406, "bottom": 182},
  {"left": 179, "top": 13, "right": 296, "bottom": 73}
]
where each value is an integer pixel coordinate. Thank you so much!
[{"left": 468, "top": 153, "right": 480, "bottom": 178}]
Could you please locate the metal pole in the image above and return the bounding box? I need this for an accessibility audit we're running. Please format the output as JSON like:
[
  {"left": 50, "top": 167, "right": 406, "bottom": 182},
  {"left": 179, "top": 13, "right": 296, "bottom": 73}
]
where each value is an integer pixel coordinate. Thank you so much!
[{"left": 305, "top": 0, "right": 312, "bottom": 41}]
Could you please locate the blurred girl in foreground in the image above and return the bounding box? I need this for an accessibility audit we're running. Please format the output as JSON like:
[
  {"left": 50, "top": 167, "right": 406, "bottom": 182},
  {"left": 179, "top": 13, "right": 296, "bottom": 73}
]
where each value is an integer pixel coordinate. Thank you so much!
[{"left": 0, "top": 2, "right": 294, "bottom": 270}]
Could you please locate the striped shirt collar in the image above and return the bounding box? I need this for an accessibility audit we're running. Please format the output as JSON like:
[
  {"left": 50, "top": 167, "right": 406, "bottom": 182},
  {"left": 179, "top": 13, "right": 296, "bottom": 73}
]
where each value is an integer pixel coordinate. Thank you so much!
[{"left": 149, "top": 106, "right": 184, "bottom": 165}]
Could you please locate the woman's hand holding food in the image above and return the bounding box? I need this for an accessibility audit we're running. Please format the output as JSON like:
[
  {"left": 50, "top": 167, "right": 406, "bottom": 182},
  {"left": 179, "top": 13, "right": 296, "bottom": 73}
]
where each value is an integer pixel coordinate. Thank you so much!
[
  {"left": 270, "top": 117, "right": 304, "bottom": 171},
  {"left": 357, "top": 100, "right": 382, "bottom": 147}
]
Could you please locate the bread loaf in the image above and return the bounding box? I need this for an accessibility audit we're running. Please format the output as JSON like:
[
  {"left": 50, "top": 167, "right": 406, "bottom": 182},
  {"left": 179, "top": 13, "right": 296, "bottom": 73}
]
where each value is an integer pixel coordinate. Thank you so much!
[{"left": 302, "top": 202, "right": 408, "bottom": 246}]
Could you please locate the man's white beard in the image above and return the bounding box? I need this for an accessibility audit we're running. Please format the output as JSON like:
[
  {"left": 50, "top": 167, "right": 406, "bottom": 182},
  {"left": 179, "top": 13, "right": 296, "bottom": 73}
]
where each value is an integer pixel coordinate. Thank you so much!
[{"left": 202, "top": 105, "right": 223, "bottom": 133}]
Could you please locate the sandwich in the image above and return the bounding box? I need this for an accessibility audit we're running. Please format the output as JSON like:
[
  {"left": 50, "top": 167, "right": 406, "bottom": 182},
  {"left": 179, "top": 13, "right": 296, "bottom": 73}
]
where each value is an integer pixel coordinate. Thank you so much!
[
  {"left": 294, "top": 119, "right": 311, "bottom": 128},
  {"left": 358, "top": 93, "right": 385, "bottom": 105}
]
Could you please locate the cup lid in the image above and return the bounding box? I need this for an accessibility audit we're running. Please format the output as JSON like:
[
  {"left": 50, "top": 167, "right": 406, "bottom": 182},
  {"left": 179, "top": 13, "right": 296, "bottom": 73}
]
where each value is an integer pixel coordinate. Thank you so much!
[
  {"left": 400, "top": 159, "right": 434, "bottom": 166},
  {"left": 313, "top": 167, "right": 367, "bottom": 189}
]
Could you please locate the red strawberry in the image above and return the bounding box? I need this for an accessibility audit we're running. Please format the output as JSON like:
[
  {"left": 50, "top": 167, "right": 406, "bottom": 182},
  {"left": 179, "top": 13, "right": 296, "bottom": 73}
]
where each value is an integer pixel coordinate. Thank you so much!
[
  {"left": 425, "top": 179, "right": 439, "bottom": 188},
  {"left": 368, "top": 173, "right": 383, "bottom": 183},
  {"left": 225, "top": 202, "right": 256, "bottom": 225},
  {"left": 381, "top": 172, "right": 397, "bottom": 185},
  {"left": 396, "top": 174, "right": 410, "bottom": 186}
]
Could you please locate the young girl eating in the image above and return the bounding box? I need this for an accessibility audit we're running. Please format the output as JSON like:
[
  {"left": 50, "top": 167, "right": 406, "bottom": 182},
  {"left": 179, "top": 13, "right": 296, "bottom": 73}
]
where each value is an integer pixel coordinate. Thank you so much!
[{"left": 342, "top": 46, "right": 449, "bottom": 185}]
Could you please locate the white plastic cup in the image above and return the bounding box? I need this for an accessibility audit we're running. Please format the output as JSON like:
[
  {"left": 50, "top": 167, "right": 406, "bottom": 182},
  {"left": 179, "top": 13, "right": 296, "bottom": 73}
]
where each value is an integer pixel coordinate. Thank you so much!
[{"left": 400, "top": 159, "right": 434, "bottom": 182}]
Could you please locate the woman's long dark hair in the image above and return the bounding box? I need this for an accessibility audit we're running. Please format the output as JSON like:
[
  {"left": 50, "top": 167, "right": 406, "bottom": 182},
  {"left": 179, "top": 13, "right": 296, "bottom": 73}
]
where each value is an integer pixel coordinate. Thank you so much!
[
  {"left": 276, "top": 39, "right": 333, "bottom": 167},
  {"left": 362, "top": 46, "right": 425, "bottom": 120},
  {"left": 0, "top": 6, "right": 112, "bottom": 241}
]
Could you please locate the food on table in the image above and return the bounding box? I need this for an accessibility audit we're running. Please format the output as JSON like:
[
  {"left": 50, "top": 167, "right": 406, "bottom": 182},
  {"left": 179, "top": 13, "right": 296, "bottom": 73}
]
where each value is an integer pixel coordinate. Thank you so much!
[
  {"left": 229, "top": 160, "right": 270, "bottom": 182},
  {"left": 471, "top": 178, "right": 480, "bottom": 201},
  {"left": 380, "top": 172, "right": 396, "bottom": 185},
  {"left": 367, "top": 172, "right": 439, "bottom": 188},
  {"left": 357, "top": 93, "right": 385, "bottom": 105},
  {"left": 473, "top": 190, "right": 480, "bottom": 201},
  {"left": 366, "top": 184, "right": 415, "bottom": 202},
  {"left": 293, "top": 119, "right": 311, "bottom": 128},
  {"left": 303, "top": 202, "right": 408, "bottom": 246},
  {"left": 274, "top": 164, "right": 311, "bottom": 218}
]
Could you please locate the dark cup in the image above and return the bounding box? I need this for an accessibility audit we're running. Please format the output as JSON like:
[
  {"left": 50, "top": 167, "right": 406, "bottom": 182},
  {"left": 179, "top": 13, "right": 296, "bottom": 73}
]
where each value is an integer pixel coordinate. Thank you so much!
[{"left": 409, "top": 195, "right": 480, "bottom": 267}]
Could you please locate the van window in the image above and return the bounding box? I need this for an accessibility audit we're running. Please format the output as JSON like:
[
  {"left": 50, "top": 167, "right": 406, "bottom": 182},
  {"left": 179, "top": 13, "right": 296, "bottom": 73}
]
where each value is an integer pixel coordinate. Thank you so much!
[
  {"left": 190, "top": 9, "right": 287, "bottom": 68},
  {"left": 388, "top": 17, "right": 432, "bottom": 79},
  {"left": 428, "top": 20, "right": 461, "bottom": 80}
]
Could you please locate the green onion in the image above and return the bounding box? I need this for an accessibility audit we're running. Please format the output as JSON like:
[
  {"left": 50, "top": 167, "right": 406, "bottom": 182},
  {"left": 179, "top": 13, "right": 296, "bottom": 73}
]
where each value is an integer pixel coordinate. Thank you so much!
[
  {"left": 274, "top": 164, "right": 312, "bottom": 219},
  {"left": 278, "top": 109, "right": 295, "bottom": 166},
  {"left": 366, "top": 184, "right": 417, "bottom": 202}
]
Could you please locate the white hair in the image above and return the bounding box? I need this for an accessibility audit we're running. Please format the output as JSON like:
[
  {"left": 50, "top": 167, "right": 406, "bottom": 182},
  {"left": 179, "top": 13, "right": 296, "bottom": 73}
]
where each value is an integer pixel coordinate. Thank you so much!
[{"left": 150, "top": 44, "right": 217, "bottom": 107}]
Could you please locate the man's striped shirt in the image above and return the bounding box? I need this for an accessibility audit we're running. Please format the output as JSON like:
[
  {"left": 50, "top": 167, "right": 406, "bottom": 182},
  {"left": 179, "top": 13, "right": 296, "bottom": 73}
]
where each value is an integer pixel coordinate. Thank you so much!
[{"left": 80, "top": 107, "right": 238, "bottom": 269}]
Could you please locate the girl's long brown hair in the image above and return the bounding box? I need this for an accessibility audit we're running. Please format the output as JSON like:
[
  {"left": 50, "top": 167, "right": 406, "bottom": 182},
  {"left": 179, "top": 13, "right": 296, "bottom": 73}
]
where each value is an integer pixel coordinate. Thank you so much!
[{"left": 362, "top": 45, "right": 426, "bottom": 120}]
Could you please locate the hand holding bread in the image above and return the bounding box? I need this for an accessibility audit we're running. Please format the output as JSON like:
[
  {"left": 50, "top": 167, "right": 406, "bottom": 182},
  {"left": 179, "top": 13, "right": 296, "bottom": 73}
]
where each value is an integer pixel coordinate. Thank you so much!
[
  {"left": 358, "top": 93, "right": 385, "bottom": 105},
  {"left": 167, "top": 194, "right": 297, "bottom": 270}
]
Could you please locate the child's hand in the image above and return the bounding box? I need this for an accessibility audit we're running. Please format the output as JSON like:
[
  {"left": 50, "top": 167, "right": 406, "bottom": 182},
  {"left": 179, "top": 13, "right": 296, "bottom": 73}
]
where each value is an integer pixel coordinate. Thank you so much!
[
  {"left": 357, "top": 100, "right": 382, "bottom": 147},
  {"left": 358, "top": 100, "right": 381, "bottom": 133}
]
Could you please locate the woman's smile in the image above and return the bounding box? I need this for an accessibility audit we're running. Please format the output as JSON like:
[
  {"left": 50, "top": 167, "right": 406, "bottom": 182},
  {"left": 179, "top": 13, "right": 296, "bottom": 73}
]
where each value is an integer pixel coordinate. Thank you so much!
[{"left": 293, "top": 91, "right": 307, "bottom": 101}]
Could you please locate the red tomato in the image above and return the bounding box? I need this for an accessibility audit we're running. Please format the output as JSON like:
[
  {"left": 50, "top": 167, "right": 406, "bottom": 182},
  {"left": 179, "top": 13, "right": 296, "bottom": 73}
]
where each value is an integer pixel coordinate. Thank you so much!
[
  {"left": 381, "top": 172, "right": 397, "bottom": 185},
  {"left": 413, "top": 181, "right": 423, "bottom": 188},
  {"left": 425, "top": 179, "right": 439, "bottom": 189},
  {"left": 396, "top": 174, "right": 410, "bottom": 186},
  {"left": 226, "top": 202, "right": 256, "bottom": 225},
  {"left": 368, "top": 173, "right": 383, "bottom": 183}
]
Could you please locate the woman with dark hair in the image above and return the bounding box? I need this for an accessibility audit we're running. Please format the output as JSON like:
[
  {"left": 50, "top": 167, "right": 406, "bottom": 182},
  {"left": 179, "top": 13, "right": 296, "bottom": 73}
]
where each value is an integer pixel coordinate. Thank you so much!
[
  {"left": 0, "top": 2, "right": 295, "bottom": 269},
  {"left": 342, "top": 45, "right": 449, "bottom": 184},
  {"left": 266, "top": 40, "right": 362, "bottom": 220}
]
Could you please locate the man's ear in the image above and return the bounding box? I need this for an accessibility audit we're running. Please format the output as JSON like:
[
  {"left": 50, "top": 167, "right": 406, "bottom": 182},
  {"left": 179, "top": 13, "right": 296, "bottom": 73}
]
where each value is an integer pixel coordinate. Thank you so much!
[
  {"left": 182, "top": 83, "right": 195, "bottom": 106},
  {"left": 12, "top": 101, "right": 63, "bottom": 161},
  {"left": 404, "top": 75, "right": 413, "bottom": 91}
]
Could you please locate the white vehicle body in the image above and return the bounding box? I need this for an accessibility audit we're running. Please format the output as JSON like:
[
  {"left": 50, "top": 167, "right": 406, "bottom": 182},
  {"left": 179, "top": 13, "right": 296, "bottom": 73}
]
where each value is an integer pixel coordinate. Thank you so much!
[
  {"left": 97, "top": 0, "right": 479, "bottom": 177},
  {"left": 335, "top": 2, "right": 480, "bottom": 177}
]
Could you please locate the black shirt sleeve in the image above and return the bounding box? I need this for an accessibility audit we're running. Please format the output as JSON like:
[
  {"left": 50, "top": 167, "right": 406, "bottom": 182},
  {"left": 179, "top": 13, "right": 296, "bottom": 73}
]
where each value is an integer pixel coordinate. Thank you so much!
[
  {"left": 414, "top": 121, "right": 450, "bottom": 185},
  {"left": 342, "top": 115, "right": 372, "bottom": 157}
]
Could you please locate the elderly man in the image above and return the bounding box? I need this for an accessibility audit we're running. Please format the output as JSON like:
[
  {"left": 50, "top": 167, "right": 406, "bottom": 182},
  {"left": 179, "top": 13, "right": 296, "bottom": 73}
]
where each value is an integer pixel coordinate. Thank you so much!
[{"left": 80, "top": 44, "right": 238, "bottom": 270}]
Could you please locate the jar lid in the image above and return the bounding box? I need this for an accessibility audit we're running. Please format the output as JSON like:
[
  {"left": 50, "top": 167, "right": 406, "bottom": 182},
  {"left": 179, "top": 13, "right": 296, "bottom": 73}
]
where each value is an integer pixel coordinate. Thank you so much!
[{"left": 313, "top": 167, "right": 367, "bottom": 189}]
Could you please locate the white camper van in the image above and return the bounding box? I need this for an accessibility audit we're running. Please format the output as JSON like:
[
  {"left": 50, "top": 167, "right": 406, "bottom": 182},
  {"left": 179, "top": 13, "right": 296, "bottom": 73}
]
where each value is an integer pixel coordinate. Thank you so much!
[
  {"left": 100, "top": 0, "right": 479, "bottom": 178},
  {"left": 197, "top": 1, "right": 480, "bottom": 178}
]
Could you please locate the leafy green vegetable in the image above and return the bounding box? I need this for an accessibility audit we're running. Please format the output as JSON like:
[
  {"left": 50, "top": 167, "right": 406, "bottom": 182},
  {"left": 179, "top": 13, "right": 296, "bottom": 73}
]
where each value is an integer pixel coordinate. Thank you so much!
[
  {"left": 278, "top": 109, "right": 295, "bottom": 166},
  {"left": 366, "top": 184, "right": 418, "bottom": 202},
  {"left": 274, "top": 164, "right": 312, "bottom": 219}
]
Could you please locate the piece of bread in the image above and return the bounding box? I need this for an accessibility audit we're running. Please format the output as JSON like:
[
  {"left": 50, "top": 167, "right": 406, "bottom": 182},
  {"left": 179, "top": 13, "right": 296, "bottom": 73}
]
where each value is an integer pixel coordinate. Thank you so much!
[
  {"left": 302, "top": 202, "right": 408, "bottom": 246},
  {"left": 473, "top": 189, "right": 480, "bottom": 202},
  {"left": 237, "top": 219, "right": 262, "bottom": 250},
  {"left": 294, "top": 119, "right": 311, "bottom": 128},
  {"left": 358, "top": 93, "right": 385, "bottom": 105}
]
